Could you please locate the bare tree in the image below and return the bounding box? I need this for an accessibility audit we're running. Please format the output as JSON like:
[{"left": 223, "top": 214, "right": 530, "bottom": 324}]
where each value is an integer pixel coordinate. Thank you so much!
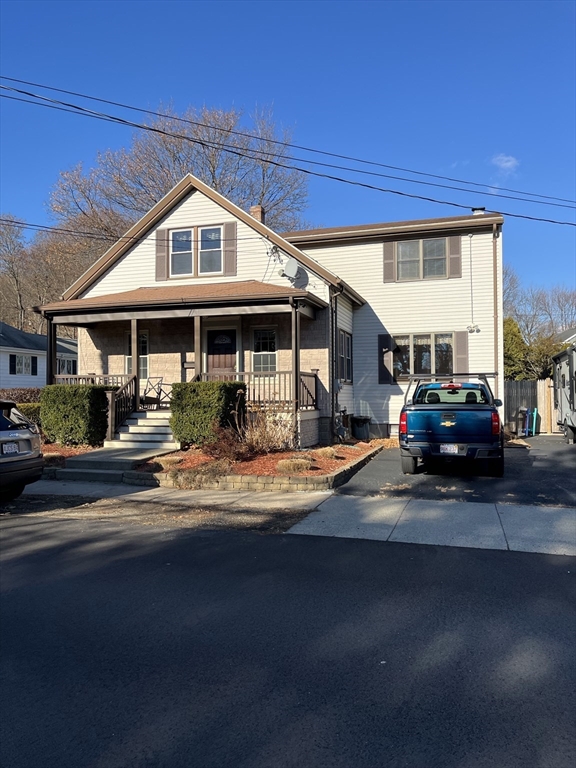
[
  {"left": 0, "top": 215, "right": 29, "bottom": 329},
  {"left": 50, "top": 105, "right": 310, "bottom": 235}
]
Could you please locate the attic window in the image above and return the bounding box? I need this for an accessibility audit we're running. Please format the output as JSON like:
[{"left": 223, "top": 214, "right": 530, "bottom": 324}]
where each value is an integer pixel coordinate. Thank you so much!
[
  {"left": 170, "top": 229, "right": 193, "bottom": 276},
  {"left": 199, "top": 227, "right": 223, "bottom": 274}
]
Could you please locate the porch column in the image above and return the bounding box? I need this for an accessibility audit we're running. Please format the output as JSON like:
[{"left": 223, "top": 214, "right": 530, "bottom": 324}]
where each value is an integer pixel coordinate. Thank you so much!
[
  {"left": 45, "top": 317, "right": 57, "bottom": 385},
  {"left": 291, "top": 299, "right": 300, "bottom": 416},
  {"left": 194, "top": 316, "right": 202, "bottom": 377},
  {"left": 131, "top": 318, "right": 139, "bottom": 395}
]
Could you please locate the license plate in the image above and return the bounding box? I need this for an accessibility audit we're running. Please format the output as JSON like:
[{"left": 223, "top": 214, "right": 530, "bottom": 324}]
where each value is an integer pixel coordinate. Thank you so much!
[
  {"left": 2, "top": 442, "right": 19, "bottom": 455},
  {"left": 440, "top": 444, "right": 458, "bottom": 455}
]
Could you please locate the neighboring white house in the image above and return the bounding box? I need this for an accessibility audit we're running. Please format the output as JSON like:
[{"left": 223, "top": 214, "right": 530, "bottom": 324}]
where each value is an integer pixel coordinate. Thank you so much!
[
  {"left": 0, "top": 322, "right": 78, "bottom": 388},
  {"left": 37, "top": 173, "right": 503, "bottom": 444}
]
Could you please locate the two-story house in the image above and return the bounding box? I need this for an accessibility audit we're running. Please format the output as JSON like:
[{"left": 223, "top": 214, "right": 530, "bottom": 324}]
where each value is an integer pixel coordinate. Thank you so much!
[{"left": 37, "top": 173, "right": 503, "bottom": 447}]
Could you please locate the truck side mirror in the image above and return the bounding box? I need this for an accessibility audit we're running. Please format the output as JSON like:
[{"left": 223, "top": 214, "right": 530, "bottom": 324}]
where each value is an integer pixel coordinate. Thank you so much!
[{"left": 494, "top": 398, "right": 502, "bottom": 407}]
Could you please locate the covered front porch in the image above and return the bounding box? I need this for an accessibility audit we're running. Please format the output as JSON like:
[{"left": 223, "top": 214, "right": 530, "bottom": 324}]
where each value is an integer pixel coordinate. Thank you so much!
[{"left": 39, "top": 281, "right": 331, "bottom": 447}]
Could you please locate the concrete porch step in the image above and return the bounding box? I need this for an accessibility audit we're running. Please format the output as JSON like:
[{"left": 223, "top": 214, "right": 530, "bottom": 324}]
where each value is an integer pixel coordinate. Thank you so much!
[
  {"left": 55, "top": 468, "right": 125, "bottom": 483},
  {"left": 131, "top": 410, "right": 173, "bottom": 420},
  {"left": 118, "top": 425, "right": 173, "bottom": 435},
  {"left": 103, "top": 440, "right": 180, "bottom": 451},
  {"left": 114, "top": 432, "right": 178, "bottom": 443}
]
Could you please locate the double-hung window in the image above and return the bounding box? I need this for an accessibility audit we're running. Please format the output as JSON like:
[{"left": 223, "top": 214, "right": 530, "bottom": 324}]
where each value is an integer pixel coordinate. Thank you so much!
[
  {"left": 9, "top": 354, "right": 38, "bottom": 376},
  {"left": 253, "top": 329, "right": 277, "bottom": 372},
  {"left": 393, "top": 333, "right": 454, "bottom": 378},
  {"left": 397, "top": 238, "right": 447, "bottom": 281},
  {"left": 169, "top": 226, "right": 223, "bottom": 276},
  {"left": 199, "top": 226, "right": 223, "bottom": 274},
  {"left": 338, "top": 329, "right": 353, "bottom": 382},
  {"left": 170, "top": 229, "right": 193, "bottom": 276}
]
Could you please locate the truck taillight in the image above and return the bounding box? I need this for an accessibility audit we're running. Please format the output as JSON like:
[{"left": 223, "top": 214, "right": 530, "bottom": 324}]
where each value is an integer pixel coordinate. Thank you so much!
[
  {"left": 491, "top": 412, "right": 501, "bottom": 435},
  {"left": 400, "top": 412, "right": 408, "bottom": 435}
]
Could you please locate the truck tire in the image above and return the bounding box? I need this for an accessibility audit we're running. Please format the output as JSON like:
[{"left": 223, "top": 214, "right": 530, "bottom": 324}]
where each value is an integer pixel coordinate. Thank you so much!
[
  {"left": 401, "top": 455, "right": 417, "bottom": 474},
  {"left": 563, "top": 421, "right": 576, "bottom": 444},
  {"left": 491, "top": 456, "right": 505, "bottom": 477}
]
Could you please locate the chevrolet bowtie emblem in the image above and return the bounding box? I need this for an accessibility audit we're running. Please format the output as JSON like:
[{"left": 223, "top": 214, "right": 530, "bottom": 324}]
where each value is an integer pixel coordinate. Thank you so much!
[{"left": 441, "top": 420, "right": 456, "bottom": 427}]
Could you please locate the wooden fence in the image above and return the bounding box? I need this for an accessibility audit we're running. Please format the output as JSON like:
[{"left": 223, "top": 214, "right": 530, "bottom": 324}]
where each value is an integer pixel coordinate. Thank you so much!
[{"left": 504, "top": 379, "right": 558, "bottom": 434}]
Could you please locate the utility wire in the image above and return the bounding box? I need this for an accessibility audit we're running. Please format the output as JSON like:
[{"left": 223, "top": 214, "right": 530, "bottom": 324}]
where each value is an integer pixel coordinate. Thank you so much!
[
  {"left": 1, "top": 90, "right": 575, "bottom": 228},
  {"left": 2, "top": 74, "right": 575, "bottom": 206},
  {"left": 2, "top": 83, "right": 575, "bottom": 212}
]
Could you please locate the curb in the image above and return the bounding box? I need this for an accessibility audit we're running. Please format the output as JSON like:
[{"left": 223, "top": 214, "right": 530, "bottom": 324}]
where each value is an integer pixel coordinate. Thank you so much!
[{"left": 121, "top": 444, "right": 383, "bottom": 492}]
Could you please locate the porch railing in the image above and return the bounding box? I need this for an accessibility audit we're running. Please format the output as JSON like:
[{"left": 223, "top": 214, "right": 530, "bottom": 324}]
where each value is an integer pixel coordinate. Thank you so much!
[
  {"left": 54, "top": 374, "right": 131, "bottom": 386},
  {"left": 200, "top": 371, "right": 317, "bottom": 410},
  {"left": 105, "top": 376, "right": 138, "bottom": 441}
]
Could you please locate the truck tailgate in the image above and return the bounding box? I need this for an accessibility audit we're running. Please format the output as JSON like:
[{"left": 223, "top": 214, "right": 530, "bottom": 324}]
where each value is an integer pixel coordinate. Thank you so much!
[{"left": 407, "top": 407, "right": 494, "bottom": 443}]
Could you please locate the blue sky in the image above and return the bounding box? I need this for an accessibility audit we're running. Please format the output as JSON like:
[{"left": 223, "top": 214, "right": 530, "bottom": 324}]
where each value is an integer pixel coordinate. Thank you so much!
[{"left": 1, "top": 0, "right": 574, "bottom": 290}]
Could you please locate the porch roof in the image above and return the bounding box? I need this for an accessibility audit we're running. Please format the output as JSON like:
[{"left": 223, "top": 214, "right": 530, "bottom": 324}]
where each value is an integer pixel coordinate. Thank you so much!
[{"left": 37, "top": 280, "right": 327, "bottom": 323}]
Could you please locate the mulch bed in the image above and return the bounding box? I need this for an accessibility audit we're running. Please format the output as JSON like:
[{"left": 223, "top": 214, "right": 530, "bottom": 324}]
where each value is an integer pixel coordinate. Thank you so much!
[{"left": 135, "top": 438, "right": 398, "bottom": 477}]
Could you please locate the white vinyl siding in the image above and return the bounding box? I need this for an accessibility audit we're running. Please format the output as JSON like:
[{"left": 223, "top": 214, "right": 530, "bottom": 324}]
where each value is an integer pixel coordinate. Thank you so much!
[
  {"left": 302, "top": 230, "right": 502, "bottom": 427},
  {"left": 81, "top": 190, "right": 330, "bottom": 304},
  {"left": 0, "top": 348, "right": 46, "bottom": 387}
]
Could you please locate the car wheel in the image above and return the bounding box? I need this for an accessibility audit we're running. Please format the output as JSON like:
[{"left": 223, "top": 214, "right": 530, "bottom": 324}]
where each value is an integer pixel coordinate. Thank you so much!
[
  {"left": 563, "top": 421, "right": 575, "bottom": 444},
  {"left": 0, "top": 484, "right": 25, "bottom": 504},
  {"left": 401, "top": 455, "right": 417, "bottom": 474}
]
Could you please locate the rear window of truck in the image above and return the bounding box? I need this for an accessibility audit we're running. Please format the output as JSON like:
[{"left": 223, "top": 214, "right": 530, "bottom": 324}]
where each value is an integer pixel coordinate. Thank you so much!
[{"left": 414, "top": 386, "right": 489, "bottom": 405}]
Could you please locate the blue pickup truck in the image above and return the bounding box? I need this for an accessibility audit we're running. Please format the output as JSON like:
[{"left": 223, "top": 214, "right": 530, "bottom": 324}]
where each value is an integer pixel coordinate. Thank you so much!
[{"left": 399, "top": 374, "right": 504, "bottom": 476}]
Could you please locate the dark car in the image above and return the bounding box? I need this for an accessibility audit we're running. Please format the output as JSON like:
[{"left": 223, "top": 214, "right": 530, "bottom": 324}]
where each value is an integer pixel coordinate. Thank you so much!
[{"left": 0, "top": 400, "right": 44, "bottom": 503}]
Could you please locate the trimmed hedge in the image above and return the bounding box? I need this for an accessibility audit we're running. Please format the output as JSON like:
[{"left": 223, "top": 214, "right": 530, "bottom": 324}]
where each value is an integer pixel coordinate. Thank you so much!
[
  {"left": 170, "top": 381, "right": 245, "bottom": 446},
  {"left": 40, "top": 385, "right": 109, "bottom": 446},
  {"left": 16, "top": 403, "right": 41, "bottom": 427}
]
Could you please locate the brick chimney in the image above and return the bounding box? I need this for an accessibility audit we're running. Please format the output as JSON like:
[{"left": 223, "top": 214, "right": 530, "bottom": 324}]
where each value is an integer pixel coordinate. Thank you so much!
[{"left": 249, "top": 204, "right": 266, "bottom": 225}]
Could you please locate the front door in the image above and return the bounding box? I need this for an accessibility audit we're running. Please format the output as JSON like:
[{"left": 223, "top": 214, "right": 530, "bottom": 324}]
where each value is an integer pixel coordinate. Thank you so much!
[{"left": 207, "top": 329, "right": 237, "bottom": 375}]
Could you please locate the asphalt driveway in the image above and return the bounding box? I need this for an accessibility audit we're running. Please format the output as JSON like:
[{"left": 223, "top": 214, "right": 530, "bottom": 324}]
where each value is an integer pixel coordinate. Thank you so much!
[{"left": 340, "top": 435, "right": 576, "bottom": 508}]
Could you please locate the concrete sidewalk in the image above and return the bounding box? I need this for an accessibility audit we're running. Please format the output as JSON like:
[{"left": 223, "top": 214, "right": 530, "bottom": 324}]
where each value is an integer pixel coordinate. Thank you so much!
[
  {"left": 289, "top": 494, "right": 576, "bottom": 556},
  {"left": 22, "top": 479, "right": 576, "bottom": 556}
]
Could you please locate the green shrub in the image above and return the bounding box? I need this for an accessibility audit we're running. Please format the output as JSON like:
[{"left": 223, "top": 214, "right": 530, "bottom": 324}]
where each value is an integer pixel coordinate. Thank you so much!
[
  {"left": 0, "top": 387, "right": 43, "bottom": 403},
  {"left": 170, "top": 381, "right": 245, "bottom": 446},
  {"left": 40, "top": 385, "right": 108, "bottom": 446},
  {"left": 16, "top": 402, "right": 41, "bottom": 427}
]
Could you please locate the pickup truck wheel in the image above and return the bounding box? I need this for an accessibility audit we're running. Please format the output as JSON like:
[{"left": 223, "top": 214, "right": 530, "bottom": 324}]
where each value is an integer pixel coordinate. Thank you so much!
[
  {"left": 491, "top": 456, "right": 505, "bottom": 477},
  {"left": 401, "top": 455, "right": 417, "bottom": 474},
  {"left": 563, "top": 422, "right": 575, "bottom": 444}
]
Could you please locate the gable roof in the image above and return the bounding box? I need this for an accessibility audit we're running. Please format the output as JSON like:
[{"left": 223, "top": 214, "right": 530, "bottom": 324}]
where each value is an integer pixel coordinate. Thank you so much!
[
  {"left": 62, "top": 174, "right": 365, "bottom": 306},
  {"left": 0, "top": 322, "right": 77, "bottom": 356}
]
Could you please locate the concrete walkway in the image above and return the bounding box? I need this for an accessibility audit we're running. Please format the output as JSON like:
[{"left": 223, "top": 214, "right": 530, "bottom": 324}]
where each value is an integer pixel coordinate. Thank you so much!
[{"left": 22, "top": 479, "right": 576, "bottom": 556}]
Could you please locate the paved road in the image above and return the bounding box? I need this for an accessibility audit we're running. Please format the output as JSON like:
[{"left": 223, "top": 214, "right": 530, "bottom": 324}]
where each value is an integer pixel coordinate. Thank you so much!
[
  {"left": 1, "top": 517, "right": 575, "bottom": 768},
  {"left": 339, "top": 436, "right": 576, "bottom": 507}
]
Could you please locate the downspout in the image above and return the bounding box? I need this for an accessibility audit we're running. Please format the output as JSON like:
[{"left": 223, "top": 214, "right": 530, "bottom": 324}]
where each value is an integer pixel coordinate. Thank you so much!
[
  {"left": 492, "top": 223, "right": 500, "bottom": 398},
  {"left": 330, "top": 284, "right": 345, "bottom": 437},
  {"left": 289, "top": 297, "right": 300, "bottom": 445}
]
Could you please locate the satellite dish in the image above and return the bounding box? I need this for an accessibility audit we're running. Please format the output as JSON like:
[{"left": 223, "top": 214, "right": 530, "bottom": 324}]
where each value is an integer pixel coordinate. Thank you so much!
[{"left": 283, "top": 258, "right": 300, "bottom": 279}]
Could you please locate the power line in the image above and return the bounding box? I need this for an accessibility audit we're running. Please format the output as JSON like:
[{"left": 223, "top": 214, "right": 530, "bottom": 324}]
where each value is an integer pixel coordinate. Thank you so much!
[
  {"left": 2, "top": 74, "right": 574, "bottom": 206},
  {"left": 2, "top": 83, "right": 575, "bottom": 213},
  {"left": 1, "top": 90, "right": 575, "bottom": 228}
]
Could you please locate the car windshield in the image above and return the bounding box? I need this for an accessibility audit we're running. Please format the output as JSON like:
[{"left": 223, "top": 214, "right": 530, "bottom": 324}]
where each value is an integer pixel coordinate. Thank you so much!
[{"left": 414, "top": 385, "right": 489, "bottom": 405}]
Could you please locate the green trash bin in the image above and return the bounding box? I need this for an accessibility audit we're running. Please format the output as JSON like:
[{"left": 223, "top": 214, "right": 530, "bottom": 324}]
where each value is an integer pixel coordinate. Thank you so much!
[{"left": 351, "top": 416, "right": 371, "bottom": 441}]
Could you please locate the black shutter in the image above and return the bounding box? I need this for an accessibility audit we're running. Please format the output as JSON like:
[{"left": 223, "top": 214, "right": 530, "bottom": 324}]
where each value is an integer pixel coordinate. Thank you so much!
[
  {"left": 156, "top": 229, "right": 169, "bottom": 281},
  {"left": 31, "top": 356, "right": 38, "bottom": 376},
  {"left": 454, "top": 331, "right": 469, "bottom": 373},
  {"left": 378, "top": 333, "right": 394, "bottom": 384},
  {"left": 448, "top": 236, "right": 462, "bottom": 278},
  {"left": 383, "top": 242, "right": 396, "bottom": 283},
  {"left": 223, "top": 221, "right": 237, "bottom": 276},
  {"left": 9, "top": 354, "right": 16, "bottom": 375}
]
